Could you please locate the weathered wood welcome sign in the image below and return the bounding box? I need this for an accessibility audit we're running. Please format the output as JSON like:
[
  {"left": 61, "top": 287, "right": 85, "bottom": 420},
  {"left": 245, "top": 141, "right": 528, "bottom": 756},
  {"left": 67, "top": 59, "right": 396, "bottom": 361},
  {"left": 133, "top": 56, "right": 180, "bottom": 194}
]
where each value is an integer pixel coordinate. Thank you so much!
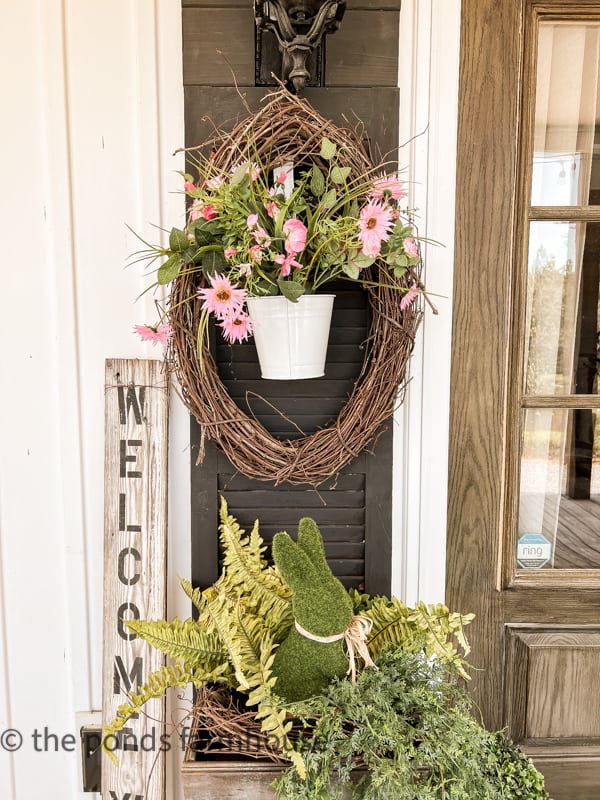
[{"left": 102, "top": 359, "right": 169, "bottom": 800}]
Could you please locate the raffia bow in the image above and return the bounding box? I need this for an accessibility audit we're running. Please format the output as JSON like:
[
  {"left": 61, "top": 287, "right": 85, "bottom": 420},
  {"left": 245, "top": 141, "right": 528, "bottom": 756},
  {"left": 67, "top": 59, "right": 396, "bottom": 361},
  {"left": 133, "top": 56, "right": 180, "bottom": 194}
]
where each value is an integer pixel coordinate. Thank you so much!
[{"left": 294, "top": 614, "right": 378, "bottom": 682}]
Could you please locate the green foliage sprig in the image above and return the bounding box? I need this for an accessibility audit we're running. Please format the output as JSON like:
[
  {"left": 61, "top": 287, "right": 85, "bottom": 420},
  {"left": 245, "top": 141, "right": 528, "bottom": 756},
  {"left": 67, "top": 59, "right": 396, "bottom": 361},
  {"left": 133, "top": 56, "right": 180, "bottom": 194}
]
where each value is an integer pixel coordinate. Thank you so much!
[{"left": 274, "top": 648, "right": 550, "bottom": 800}]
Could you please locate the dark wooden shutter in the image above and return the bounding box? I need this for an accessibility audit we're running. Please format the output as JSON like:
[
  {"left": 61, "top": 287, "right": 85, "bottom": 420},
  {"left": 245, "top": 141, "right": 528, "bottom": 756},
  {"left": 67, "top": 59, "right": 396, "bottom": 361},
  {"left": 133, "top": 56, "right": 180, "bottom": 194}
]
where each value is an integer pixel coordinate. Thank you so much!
[
  {"left": 190, "top": 283, "right": 393, "bottom": 595},
  {"left": 183, "top": 0, "right": 400, "bottom": 596}
]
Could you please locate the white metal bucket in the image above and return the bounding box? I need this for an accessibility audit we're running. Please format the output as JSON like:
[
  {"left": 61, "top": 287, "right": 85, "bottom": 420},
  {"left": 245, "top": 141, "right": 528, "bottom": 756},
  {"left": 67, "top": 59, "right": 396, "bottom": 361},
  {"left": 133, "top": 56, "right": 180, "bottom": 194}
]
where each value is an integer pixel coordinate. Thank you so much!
[{"left": 246, "top": 294, "right": 335, "bottom": 380}]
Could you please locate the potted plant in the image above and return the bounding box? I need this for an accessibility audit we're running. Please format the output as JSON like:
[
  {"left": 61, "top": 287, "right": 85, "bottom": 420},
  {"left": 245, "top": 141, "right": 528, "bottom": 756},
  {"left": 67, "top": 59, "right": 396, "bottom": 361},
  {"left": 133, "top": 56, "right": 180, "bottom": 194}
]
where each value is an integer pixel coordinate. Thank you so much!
[
  {"left": 133, "top": 90, "right": 423, "bottom": 380},
  {"left": 105, "top": 499, "right": 551, "bottom": 799}
]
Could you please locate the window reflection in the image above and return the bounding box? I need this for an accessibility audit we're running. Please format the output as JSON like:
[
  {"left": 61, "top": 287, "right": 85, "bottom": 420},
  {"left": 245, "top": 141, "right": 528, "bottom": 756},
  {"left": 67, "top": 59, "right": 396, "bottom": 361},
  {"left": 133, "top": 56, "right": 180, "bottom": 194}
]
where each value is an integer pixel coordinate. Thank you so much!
[
  {"left": 525, "top": 222, "right": 600, "bottom": 396},
  {"left": 519, "top": 409, "right": 600, "bottom": 569},
  {"left": 532, "top": 22, "right": 600, "bottom": 207}
]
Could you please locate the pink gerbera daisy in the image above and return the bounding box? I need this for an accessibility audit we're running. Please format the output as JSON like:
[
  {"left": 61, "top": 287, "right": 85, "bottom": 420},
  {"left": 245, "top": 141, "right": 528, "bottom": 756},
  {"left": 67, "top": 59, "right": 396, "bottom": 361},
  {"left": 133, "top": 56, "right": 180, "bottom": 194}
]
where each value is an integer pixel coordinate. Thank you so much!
[
  {"left": 370, "top": 174, "right": 407, "bottom": 202},
  {"left": 219, "top": 308, "right": 254, "bottom": 343},
  {"left": 358, "top": 201, "right": 394, "bottom": 258},
  {"left": 400, "top": 288, "right": 420, "bottom": 311},
  {"left": 134, "top": 322, "right": 173, "bottom": 347},
  {"left": 198, "top": 274, "right": 247, "bottom": 319}
]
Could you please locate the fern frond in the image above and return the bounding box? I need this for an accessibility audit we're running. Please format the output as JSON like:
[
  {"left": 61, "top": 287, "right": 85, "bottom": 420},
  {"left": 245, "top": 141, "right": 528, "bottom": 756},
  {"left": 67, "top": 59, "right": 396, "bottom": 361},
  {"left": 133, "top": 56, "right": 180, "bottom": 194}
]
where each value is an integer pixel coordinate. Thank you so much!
[
  {"left": 179, "top": 577, "right": 206, "bottom": 615},
  {"left": 103, "top": 663, "right": 197, "bottom": 753},
  {"left": 214, "top": 498, "right": 292, "bottom": 632},
  {"left": 364, "top": 597, "right": 474, "bottom": 678},
  {"left": 126, "top": 617, "right": 231, "bottom": 677},
  {"left": 202, "top": 588, "right": 302, "bottom": 774}
]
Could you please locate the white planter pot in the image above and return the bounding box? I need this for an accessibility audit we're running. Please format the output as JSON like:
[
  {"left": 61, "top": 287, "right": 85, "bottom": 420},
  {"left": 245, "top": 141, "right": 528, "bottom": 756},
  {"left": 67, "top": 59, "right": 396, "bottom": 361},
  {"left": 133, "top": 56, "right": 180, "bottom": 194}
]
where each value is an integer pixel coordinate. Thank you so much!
[{"left": 246, "top": 294, "right": 335, "bottom": 380}]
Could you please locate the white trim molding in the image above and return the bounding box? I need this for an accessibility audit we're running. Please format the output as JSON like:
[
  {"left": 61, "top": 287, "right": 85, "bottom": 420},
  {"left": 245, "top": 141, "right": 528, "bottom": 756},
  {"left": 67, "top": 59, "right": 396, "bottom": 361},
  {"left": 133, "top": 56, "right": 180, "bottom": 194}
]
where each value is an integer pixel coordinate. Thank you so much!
[{"left": 393, "top": 0, "right": 462, "bottom": 605}]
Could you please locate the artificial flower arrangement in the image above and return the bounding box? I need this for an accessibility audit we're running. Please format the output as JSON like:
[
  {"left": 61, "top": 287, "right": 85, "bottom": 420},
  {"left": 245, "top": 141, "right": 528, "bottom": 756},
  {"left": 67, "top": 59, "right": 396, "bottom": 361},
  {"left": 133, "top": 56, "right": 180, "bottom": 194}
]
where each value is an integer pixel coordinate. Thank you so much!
[
  {"left": 105, "top": 500, "right": 551, "bottom": 799},
  {"left": 133, "top": 133, "right": 422, "bottom": 350}
]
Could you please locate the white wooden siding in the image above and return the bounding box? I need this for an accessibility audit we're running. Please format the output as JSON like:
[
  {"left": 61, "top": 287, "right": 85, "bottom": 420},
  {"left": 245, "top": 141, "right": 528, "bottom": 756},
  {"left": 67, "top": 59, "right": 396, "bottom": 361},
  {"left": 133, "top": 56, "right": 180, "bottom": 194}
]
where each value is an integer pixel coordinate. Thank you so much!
[{"left": 0, "top": 2, "right": 188, "bottom": 798}]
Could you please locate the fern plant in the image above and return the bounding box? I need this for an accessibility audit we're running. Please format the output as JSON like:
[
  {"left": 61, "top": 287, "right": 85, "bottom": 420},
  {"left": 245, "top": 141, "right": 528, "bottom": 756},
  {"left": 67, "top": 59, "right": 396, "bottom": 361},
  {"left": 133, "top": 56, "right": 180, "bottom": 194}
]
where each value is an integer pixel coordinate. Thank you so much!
[{"left": 105, "top": 498, "right": 474, "bottom": 781}]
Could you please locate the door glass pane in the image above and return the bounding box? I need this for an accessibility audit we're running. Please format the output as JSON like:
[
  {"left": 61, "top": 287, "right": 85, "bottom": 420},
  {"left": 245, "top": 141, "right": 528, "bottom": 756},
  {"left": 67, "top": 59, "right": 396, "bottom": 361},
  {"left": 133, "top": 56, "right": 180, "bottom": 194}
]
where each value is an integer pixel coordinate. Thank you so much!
[
  {"left": 531, "top": 22, "right": 600, "bottom": 206},
  {"left": 518, "top": 408, "right": 600, "bottom": 569},
  {"left": 525, "top": 221, "right": 600, "bottom": 396}
]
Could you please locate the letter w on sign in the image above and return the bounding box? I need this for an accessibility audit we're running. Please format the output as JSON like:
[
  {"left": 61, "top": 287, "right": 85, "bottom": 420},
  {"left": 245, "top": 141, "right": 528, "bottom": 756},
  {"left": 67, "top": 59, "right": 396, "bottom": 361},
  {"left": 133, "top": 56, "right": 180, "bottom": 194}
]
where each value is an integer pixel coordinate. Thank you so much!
[{"left": 102, "top": 360, "right": 169, "bottom": 800}]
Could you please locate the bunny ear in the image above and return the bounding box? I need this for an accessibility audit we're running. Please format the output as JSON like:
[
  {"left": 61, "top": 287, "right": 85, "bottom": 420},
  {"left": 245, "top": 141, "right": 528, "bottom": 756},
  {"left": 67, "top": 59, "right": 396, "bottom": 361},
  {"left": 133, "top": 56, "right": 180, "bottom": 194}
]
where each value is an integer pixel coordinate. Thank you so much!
[
  {"left": 297, "top": 518, "right": 330, "bottom": 577},
  {"left": 272, "top": 531, "right": 316, "bottom": 591}
]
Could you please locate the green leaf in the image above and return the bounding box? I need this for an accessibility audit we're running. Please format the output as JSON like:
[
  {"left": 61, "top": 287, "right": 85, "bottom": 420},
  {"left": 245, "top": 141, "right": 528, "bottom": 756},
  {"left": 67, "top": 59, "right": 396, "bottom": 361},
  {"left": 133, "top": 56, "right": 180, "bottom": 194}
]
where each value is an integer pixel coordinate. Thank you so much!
[
  {"left": 322, "top": 188, "right": 337, "bottom": 209},
  {"left": 393, "top": 266, "right": 408, "bottom": 278},
  {"left": 230, "top": 162, "right": 249, "bottom": 186},
  {"left": 277, "top": 279, "right": 304, "bottom": 302},
  {"left": 320, "top": 137, "right": 337, "bottom": 161},
  {"left": 202, "top": 249, "right": 225, "bottom": 277},
  {"left": 191, "top": 219, "right": 219, "bottom": 246},
  {"left": 157, "top": 253, "right": 182, "bottom": 284},
  {"left": 169, "top": 227, "right": 189, "bottom": 252},
  {"left": 331, "top": 166, "right": 351, "bottom": 184},
  {"left": 353, "top": 252, "right": 375, "bottom": 269},
  {"left": 342, "top": 263, "right": 360, "bottom": 280},
  {"left": 310, "top": 165, "right": 326, "bottom": 197}
]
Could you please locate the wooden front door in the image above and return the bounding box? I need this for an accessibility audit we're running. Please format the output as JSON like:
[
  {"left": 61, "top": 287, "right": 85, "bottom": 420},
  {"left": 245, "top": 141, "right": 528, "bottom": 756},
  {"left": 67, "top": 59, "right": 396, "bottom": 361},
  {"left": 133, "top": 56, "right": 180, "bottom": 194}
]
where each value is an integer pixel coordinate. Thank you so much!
[{"left": 447, "top": 2, "right": 600, "bottom": 798}]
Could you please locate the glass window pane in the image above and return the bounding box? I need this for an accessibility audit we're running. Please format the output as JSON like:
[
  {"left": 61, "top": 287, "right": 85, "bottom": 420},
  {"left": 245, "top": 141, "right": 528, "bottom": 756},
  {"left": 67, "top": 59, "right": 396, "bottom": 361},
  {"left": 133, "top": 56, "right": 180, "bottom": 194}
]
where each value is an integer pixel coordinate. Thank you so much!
[
  {"left": 531, "top": 22, "right": 600, "bottom": 206},
  {"left": 525, "top": 221, "right": 600, "bottom": 396},
  {"left": 518, "top": 408, "right": 600, "bottom": 569}
]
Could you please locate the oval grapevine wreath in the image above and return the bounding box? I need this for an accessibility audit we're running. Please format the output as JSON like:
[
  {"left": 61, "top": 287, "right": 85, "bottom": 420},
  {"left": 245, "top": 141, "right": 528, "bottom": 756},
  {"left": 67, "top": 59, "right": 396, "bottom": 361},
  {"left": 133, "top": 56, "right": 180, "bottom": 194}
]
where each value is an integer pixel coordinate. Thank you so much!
[{"left": 136, "top": 89, "right": 428, "bottom": 486}]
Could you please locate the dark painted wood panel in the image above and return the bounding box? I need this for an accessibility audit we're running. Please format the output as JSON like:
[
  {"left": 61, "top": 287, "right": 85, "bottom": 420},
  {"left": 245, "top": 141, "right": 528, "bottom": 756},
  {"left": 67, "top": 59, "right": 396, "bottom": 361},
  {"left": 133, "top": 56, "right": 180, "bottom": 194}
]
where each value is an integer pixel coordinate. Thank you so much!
[
  {"left": 326, "top": 10, "right": 399, "bottom": 87},
  {"left": 182, "top": 7, "right": 255, "bottom": 85},
  {"left": 184, "top": 86, "right": 399, "bottom": 163}
]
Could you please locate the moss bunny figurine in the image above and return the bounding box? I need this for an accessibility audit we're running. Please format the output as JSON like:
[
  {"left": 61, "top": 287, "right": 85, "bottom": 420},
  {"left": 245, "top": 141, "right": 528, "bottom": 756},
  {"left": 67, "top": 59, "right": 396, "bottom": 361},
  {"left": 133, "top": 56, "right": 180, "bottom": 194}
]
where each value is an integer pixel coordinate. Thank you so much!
[{"left": 271, "top": 517, "right": 354, "bottom": 701}]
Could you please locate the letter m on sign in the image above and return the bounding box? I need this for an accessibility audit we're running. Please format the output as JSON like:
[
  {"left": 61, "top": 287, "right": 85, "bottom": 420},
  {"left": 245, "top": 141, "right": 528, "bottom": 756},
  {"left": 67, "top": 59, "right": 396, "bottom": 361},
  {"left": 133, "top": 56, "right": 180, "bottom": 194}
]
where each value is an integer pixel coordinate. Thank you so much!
[
  {"left": 109, "top": 794, "right": 144, "bottom": 800},
  {"left": 102, "top": 360, "right": 168, "bottom": 800},
  {"left": 113, "top": 656, "right": 143, "bottom": 694}
]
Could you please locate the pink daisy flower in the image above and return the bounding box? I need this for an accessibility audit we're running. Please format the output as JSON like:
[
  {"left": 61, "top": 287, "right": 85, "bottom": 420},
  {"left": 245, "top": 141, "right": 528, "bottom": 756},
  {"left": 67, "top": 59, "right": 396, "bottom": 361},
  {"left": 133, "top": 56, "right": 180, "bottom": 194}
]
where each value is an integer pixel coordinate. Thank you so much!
[
  {"left": 134, "top": 322, "right": 173, "bottom": 348},
  {"left": 219, "top": 308, "right": 254, "bottom": 343},
  {"left": 370, "top": 174, "right": 407, "bottom": 202},
  {"left": 400, "top": 288, "right": 420, "bottom": 311},
  {"left": 198, "top": 274, "right": 247, "bottom": 319},
  {"left": 246, "top": 162, "right": 260, "bottom": 181},
  {"left": 358, "top": 201, "right": 394, "bottom": 257}
]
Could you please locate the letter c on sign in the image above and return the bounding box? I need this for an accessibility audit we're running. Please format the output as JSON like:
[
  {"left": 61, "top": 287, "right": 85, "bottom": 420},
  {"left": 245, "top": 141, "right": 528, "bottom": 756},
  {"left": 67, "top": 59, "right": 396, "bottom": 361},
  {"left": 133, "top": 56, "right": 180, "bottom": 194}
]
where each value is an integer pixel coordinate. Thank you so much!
[
  {"left": 117, "top": 603, "right": 141, "bottom": 640},
  {"left": 118, "top": 547, "right": 141, "bottom": 586}
]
